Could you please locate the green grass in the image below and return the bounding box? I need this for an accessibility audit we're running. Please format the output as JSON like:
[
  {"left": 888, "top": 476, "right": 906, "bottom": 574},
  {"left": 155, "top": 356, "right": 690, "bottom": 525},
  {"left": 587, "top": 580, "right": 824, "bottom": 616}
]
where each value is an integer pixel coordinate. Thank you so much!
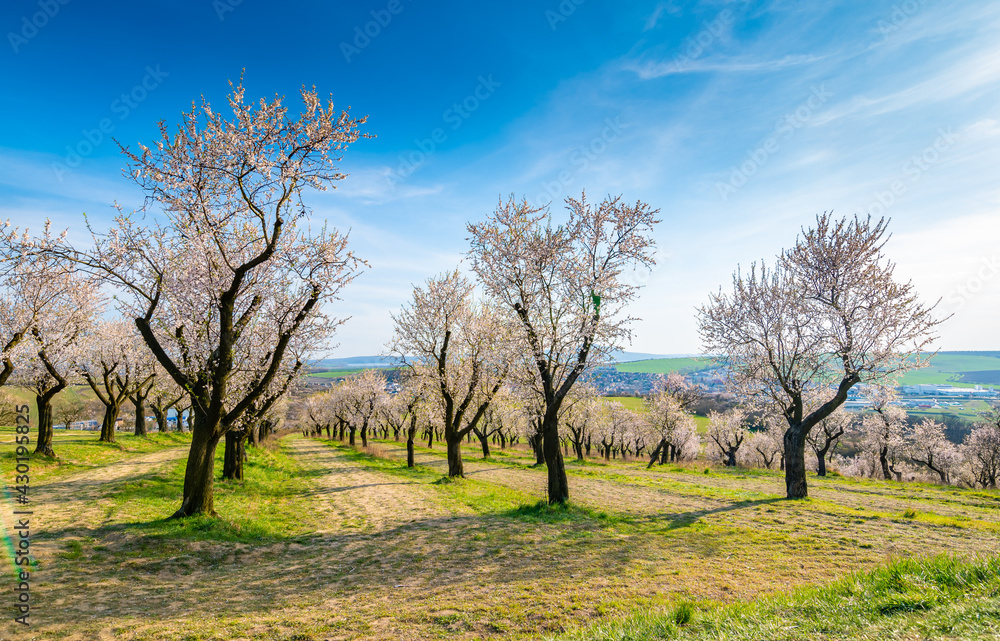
[
  {"left": 17, "top": 430, "right": 1000, "bottom": 641},
  {"left": 307, "top": 368, "right": 366, "bottom": 378},
  {"left": 603, "top": 397, "right": 710, "bottom": 432},
  {"left": 94, "top": 440, "right": 318, "bottom": 544},
  {"left": 615, "top": 357, "right": 716, "bottom": 375},
  {"left": 606, "top": 396, "right": 648, "bottom": 412},
  {"left": 907, "top": 399, "right": 992, "bottom": 423},
  {"left": 550, "top": 555, "right": 1000, "bottom": 640},
  {"left": 899, "top": 353, "right": 1000, "bottom": 386},
  {"left": 0, "top": 425, "right": 191, "bottom": 483}
]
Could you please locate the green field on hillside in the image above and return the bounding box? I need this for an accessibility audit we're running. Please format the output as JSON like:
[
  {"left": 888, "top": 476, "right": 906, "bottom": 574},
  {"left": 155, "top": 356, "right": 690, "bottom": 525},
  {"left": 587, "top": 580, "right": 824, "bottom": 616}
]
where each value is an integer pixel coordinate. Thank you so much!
[
  {"left": 898, "top": 353, "right": 1000, "bottom": 386},
  {"left": 307, "top": 368, "right": 366, "bottom": 378},
  {"left": 615, "top": 357, "right": 716, "bottom": 375},
  {"left": 615, "top": 353, "right": 1000, "bottom": 388}
]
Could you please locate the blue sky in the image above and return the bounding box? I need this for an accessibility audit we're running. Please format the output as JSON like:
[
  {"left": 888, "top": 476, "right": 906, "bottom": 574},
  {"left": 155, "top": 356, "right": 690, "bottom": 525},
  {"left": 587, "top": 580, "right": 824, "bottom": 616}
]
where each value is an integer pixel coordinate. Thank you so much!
[{"left": 2, "top": 0, "right": 998, "bottom": 356}]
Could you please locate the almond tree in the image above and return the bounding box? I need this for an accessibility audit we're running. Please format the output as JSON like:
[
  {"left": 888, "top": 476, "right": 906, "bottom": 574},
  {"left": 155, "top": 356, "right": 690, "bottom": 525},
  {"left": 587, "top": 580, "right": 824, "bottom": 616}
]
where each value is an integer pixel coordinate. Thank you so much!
[
  {"left": 707, "top": 408, "right": 748, "bottom": 467},
  {"left": 9, "top": 269, "right": 100, "bottom": 456},
  {"left": 380, "top": 373, "right": 425, "bottom": 466},
  {"left": 646, "top": 373, "right": 701, "bottom": 467},
  {"left": 473, "top": 386, "right": 521, "bottom": 459},
  {"left": 563, "top": 385, "right": 601, "bottom": 462},
  {"left": 861, "top": 386, "right": 908, "bottom": 481},
  {"left": 962, "top": 409, "right": 1000, "bottom": 489},
  {"left": 146, "top": 368, "right": 185, "bottom": 433},
  {"left": 468, "top": 193, "right": 659, "bottom": 503},
  {"left": 805, "top": 400, "right": 853, "bottom": 477},
  {"left": 748, "top": 423, "right": 784, "bottom": 469},
  {"left": 47, "top": 80, "right": 366, "bottom": 516},
  {"left": 305, "top": 391, "right": 335, "bottom": 438},
  {"left": 908, "top": 418, "right": 960, "bottom": 484},
  {"left": 397, "top": 373, "right": 428, "bottom": 467},
  {"left": 78, "top": 320, "right": 155, "bottom": 443},
  {"left": 343, "top": 369, "right": 388, "bottom": 448},
  {"left": 0, "top": 222, "right": 80, "bottom": 388},
  {"left": 698, "top": 214, "right": 942, "bottom": 498},
  {"left": 389, "top": 270, "right": 509, "bottom": 477},
  {"left": 646, "top": 392, "right": 700, "bottom": 467}
]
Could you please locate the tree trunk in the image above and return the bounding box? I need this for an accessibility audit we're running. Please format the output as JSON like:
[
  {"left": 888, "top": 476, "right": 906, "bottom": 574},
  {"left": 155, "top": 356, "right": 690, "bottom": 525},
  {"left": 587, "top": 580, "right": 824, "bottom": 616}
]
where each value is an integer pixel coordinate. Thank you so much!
[
  {"left": 222, "top": 428, "right": 246, "bottom": 480},
  {"left": 134, "top": 398, "right": 148, "bottom": 437},
  {"left": 647, "top": 439, "right": 664, "bottom": 469},
  {"left": 349, "top": 426, "right": 356, "bottom": 446},
  {"left": 815, "top": 445, "right": 829, "bottom": 477},
  {"left": 446, "top": 427, "right": 464, "bottom": 477},
  {"left": 406, "top": 414, "right": 417, "bottom": 468},
  {"left": 783, "top": 425, "right": 809, "bottom": 498},
  {"left": 529, "top": 432, "right": 545, "bottom": 465},
  {"left": 99, "top": 403, "right": 121, "bottom": 443},
  {"left": 879, "top": 446, "right": 893, "bottom": 480},
  {"left": 152, "top": 406, "right": 168, "bottom": 433},
  {"left": 34, "top": 395, "right": 56, "bottom": 457},
  {"left": 173, "top": 421, "right": 222, "bottom": 518},
  {"left": 475, "top": 429, "right": 491, "bottom": 458},
  {"left": 427, "top": 426, "right": 433, "bottom": 448},
  {"left": 542, "top": 408, "right": 569, "bottom": 504}
]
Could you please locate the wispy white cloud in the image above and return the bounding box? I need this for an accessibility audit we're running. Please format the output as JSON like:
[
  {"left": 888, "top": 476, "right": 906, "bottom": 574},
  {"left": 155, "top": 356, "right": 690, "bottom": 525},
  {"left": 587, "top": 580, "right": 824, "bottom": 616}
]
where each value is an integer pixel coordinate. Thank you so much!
[
  {"left": 627, "top": 53, "right": 826, "bottom": 79},
  {"left": 643, "top": 2, "right": 676, "bottom": 31},
  {"left": 811, "top": 41, "right": 1000, "bottom": 126}
]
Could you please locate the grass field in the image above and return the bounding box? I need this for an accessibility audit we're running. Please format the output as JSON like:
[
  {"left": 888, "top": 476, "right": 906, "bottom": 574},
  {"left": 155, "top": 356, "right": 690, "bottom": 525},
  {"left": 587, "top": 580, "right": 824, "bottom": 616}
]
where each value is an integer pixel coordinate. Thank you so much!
[
  {"left": 615, "top": 357, "right": 715, "bottom": 375},
  {"left": 898, "top": 353, "right": 1000, "bottom": 386},
  {"left": 605, "top": 396, "right": 710, "bottom": 432},
  {"left": 2, "top": 427, "right": 998, "bottom": 640},
  {"left": 613, "top": 352, "right": 1000, "bottom": 389},
  {"left": 307, "top": 368, "right": 367, "bottom": 378}
]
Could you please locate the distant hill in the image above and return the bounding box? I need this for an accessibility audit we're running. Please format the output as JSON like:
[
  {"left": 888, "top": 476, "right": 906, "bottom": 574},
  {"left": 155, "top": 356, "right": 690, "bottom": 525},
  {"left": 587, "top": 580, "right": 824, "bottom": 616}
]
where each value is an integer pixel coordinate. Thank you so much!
[
  {"left": 313, "top": 350, "right": 690, "bottom": 370},
  {"left": 610, "top": 351, "right": 1000, "bottom": 386},
  {"left": 614, "top": 357, "right": 716, "bottom": 375},
  {"left": 310, "top": 351, "right": 1000, "bottom": 387},
  {"left": 312, "top": 355, "right": 396, "bottom": 369},
  {"left": 899, "top": 352, "right": 1000, "bottom": 386}
]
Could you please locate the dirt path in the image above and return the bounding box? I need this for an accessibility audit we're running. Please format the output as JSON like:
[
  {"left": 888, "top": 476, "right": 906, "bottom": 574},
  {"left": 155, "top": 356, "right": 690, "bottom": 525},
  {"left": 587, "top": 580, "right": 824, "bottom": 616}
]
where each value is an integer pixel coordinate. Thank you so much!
[
  {"left": 287, "top": 437, "right": 451, "bottom": 532},
  {"left": 30, "top": 446, "right": 190, "bottom": 533},
  {"left": 372, "top": 440, "right": 735, "bottom": 518}
]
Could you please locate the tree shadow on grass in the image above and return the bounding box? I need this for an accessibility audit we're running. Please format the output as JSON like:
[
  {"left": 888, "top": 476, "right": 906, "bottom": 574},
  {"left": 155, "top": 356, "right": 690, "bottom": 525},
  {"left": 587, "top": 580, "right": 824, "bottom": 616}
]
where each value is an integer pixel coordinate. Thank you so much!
[{"left": 655, "top": 497, "right": 786, "bottom": 529}]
